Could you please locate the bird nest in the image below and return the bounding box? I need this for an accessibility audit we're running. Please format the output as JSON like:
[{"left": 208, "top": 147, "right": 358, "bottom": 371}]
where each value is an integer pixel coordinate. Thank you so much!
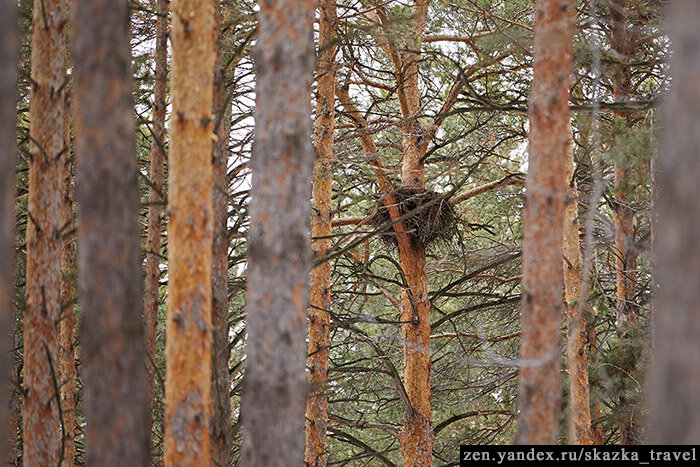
[{"left": 367, "top": 187, "right": 458, "bottom": 248}]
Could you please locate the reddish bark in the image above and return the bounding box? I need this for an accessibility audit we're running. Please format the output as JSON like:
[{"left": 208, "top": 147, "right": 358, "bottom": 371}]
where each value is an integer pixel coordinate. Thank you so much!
[
  {"left": 516, "top": 0, "right": 574, "bottom": 445},
  {"left": 73, "top": 0, "right": 148, "bottom": 463},
  {"left": 23, "top": 1, "right": 67, "bottom": 463},
  {"left": 240, "top": 0, "right": 316, "bottom": 464},
  {"left": 305, "top": 1, "right": 338, "bottom": 465},
  {"left": 165, "top": 0, "right": 215, "bottom": 464}
]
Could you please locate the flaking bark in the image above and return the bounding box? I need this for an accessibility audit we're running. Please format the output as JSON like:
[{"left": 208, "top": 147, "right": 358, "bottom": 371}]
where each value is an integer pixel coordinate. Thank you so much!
[
  {"left": 23, "top": 1, "right": 67, "bottom": 463},
  {"left": 165, "top": 0, "right": 216, "bottom": 465},
  {"left": 563, "top": 129, "right": 592, "bottom": 445}
]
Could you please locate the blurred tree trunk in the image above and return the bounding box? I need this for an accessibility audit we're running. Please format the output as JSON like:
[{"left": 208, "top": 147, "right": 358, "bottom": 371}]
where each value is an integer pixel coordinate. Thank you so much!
[
  {"left": 305, "top": 0, "right": 337, "bottom": 465},
  {"left": 23, "top": 0, "right": 67, "bottom": 463},
  {"left": 211, "top": 0, "right": 232, "bottom": 464},
  {"left": 73, "top": 0, "right": 148, "bottom": 464},
  {"left": 516, "top": 0, "right": 574, "bottom": 445},
  {"left": 165, "top": 0, "right": 215, "bottom": 465},
  {"left": 59, "top": 101, "right": 76, "bottom": 466},
  {"left": 240, "top": 0, "right": 315, "bottom": 464},
  {"left": 648, "top": 0, "right": 700, "bottom": 445},
  {"left": 0, "top": 0, "right": 17, "bottom": 463},
  {"left": 563, "top": 129, "right": 592, "bottom": 445},
  {"left": 144, "top": 0, "right": 168, "bottom": 453}
]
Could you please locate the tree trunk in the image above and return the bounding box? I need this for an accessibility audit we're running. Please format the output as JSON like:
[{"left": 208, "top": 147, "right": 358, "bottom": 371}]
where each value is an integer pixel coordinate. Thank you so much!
[
  {"left": 211, "top": 0, "right": 232, "bottom": 464},
  {"left": 72, "top": 0, "right": 148, "bottom": 464},
  {"left": 0, "top": 0, "right": 17, "bottom": 462},
  {"left": 396, "top": 3, "right": 432, "bottom": 465},
  {"left": 165, "top": 0, "right": 215, "bottom": 464},
  {"left": 516, "top": 0, "right": 574, "bottom": 445},
  {"left": 609, "top": 0, "right": 639, "bottom": 327},
  {"left": 23, "top": 1, "right": 67, "bottom": 463},
  {"left": 563, "top": 129, "right": 592, "bottom": 445},
  {"left": 144, "top": 0, "right": 168, "bottom": 454},
  {"left": 240, "top": 0, "right": 315, "bottom": 464},
  {"left": 305, "top": 0, "right": 337, "bottom": 465},
  {"left": 59, "top": 102, "right": 76, "bottom": 466},
  {"left": 648, "top": 0, "right": 700, "bottom": 445}
]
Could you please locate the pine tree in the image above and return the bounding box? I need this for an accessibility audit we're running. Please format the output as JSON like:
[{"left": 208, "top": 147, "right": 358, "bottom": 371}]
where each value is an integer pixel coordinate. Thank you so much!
[
  {"left": 165, "top": 0, "right": 216, "bottom": 464},
  {"left": 73, "top": 0, "right": 148, "bottom": 463},
  {"left": 516, "top": 0, "right": 575, "bottom": 445},
  {"left": 240, "top": 0, "right": 315, "bottom": 464},
  {"left": 305, "top": 0, "right": 338, "bottom": 464},
  {"left": 23, "top": 1, "right": 67, "bottom": 463}
]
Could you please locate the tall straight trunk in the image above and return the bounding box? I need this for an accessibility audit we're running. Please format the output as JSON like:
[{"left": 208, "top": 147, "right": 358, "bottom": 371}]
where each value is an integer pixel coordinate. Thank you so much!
[
  {"left": 211, "top": 0, "right": 232, "bottom": 464},
  {"left": 0, "top": 0, "right": 17, "bottom": 463},
  {"left": 59, "top": 102, "right": 76, "bottom": 466},
  {"left": 23, "top": 1, "right": 67, "bottom": 463},
  {"left": 648, "top": 0, "right": 700, "bottom": 444},
  {"left": 72, "top": 0, "right": 148, "bottom": 464},
  {"left": 165, "top": 0, "right": 215, "bottom": 465},
  {"left": 516, "top": 0, "right": 574, "bottom": 445},
  {"left": 563, "top": 130, "right": 592, "bottom": 445},
  {"left": 305, "top": 0, "right": 337, "bottom": 465},
  {"left": 240, "top": 0, "right": 315, "bottom": 464},
  {"left": 609, "top": 0, "right": 638, "bottom": 327},
  {"left": 396, "top": 3, "right": 432, "bottom": 465},
  {"left": 144, "top": 0, "right": 168, "bottom": 452}
]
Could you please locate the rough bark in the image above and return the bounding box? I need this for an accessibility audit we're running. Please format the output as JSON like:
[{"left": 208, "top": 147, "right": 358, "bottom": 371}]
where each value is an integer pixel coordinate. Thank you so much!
[
  {"left": 563, "top": 130, "right": 592, "bottom": 445},
  {"left": 144, "top": 0, "right": 168, "bottom": 452},
  {"left": 240, "top": 0, "right": 315, "bottom": 465},
  {"left": 0, "top": 0, "right": 17, "bottom": 463},
  {"left": 165, "top": 0, "right": 215, "bottom": 465},
  {"left": 648, "top": 0, "right": 700, "bottom": 445},
  {"left": 516, "top": 0, "right": 574, "bottom": 445},
  {"left": 72, "top": 0, "right": 148, "bottom": 464},
  {"left": 23, "top": 1, "right": 67, "bottom": 463},
  {"left": 59, "top": 101, "right": 76, "bottom": 466},
  {"left": 305, "top": 0, "right": 337, "bottom": 465},
  {"left": 395, "top": 3, "right": 433, "bottom": 464},
  {"left": 211, "top": 0, "right": 232, "bottom": 464}
]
